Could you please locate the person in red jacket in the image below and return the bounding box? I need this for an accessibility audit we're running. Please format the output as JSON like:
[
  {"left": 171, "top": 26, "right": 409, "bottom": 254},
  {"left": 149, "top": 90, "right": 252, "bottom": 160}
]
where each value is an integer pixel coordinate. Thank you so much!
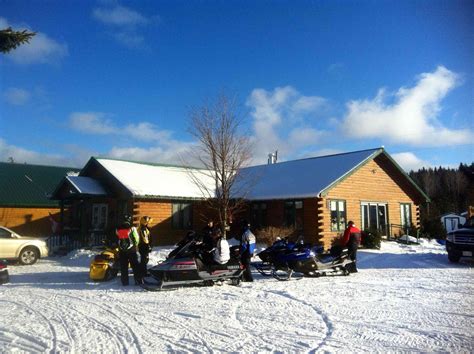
[{"left": 342, "top": 221, "right": 361, "bottom": 273}]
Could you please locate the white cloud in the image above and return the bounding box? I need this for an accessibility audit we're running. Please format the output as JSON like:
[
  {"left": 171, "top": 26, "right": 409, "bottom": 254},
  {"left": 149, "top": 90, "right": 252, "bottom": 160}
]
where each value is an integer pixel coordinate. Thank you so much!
[
  {"left": 69, "top": 112, "right": 172, "bottom": 142},
  {"left": 93, "top": 5, "right": 149, "bottom": 26},
  {"left": 1, "top": 17, "right": 68, "bottom": 65},
  {"left": 0, "top": 139, "right": 77, "bottom": 167},
  {"left": 107, "top": 141, "right": 196, "bottom": 166},
  {"left": 392, "top": 152, "right": 431, "bottom": 172},
  {"left": 246, "top": 86, "right": 328, "bottom": 162},
  {"left": 113, "top": 31, "right": 145, "bottom": 48},
  {"left": 3, "top": 88, "right": 30, "bottom": 105},
  {"left": 92, "top": 5, "right": 154, "bottom": 48},
  {"left": 342, "top": 66, "right": 471, "bottom": 146},
  {"left": 69, "top": 112, "right": 116, "bottom": 134}
]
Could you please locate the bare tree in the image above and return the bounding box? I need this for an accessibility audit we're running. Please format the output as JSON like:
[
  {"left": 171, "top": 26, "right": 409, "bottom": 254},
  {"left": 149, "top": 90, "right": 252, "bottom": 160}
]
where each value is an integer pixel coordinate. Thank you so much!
[{"left": 187, "top": 94, "right": 253, "bottom": 237}]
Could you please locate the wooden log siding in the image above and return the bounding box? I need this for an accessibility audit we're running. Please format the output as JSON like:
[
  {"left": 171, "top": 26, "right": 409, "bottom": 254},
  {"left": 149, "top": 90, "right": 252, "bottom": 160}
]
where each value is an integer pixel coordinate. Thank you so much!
[
  {"left": 132, "top": 199, "right": 215, "bottom": 246},
  {"left": 319, "top": 157, "right": 421, "bottom": 248},
  {"left": 0, "top": 206, "right": 59, "bottom": 237},
  {"left": 132, "top": 200, "right": 184, "bottom": 246}
]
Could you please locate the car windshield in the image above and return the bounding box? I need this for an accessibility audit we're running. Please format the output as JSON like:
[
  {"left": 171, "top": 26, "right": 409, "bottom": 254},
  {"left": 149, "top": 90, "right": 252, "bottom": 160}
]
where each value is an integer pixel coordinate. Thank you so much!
[{"left": 464, "top": 218, "right": 474, "bottom": 228}]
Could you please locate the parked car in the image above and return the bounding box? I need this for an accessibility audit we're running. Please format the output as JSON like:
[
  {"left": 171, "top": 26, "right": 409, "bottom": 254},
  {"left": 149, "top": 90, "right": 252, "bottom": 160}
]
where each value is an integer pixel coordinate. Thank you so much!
[
  {"left": 0, "top": 260, "right": 9, "bottom": 284},
  {"left": 0, "top": 226, "right": 49, "bottom": 265},
  {"left": 446, "top": 217, "right": 474, "bottom": 263}
]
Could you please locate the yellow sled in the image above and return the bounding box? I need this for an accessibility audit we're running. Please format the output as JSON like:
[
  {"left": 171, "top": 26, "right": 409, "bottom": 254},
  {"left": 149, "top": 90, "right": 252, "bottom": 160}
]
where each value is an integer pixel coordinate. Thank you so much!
[{"left": 89, "top": 245, "right": 119, "bottom": 281}]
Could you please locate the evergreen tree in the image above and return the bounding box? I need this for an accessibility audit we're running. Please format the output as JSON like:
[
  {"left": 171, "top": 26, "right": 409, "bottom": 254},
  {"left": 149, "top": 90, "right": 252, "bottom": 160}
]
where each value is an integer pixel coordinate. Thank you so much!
[{"left": 0, "top": 27, "right": 36, "bottom": 53}]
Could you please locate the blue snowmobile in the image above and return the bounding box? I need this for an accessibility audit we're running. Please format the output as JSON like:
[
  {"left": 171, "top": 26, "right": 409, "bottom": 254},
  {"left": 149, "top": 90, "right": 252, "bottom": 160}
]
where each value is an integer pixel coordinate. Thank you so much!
[{"left": 255, "top": 237, "right": 354, "bottom": 280}]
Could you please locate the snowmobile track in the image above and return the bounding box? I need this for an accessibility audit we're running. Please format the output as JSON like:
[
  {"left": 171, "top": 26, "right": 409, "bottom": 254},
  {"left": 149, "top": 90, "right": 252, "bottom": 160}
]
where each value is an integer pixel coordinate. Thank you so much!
[
  {"left": 264, "top": 289, "right": 334, "bottom": 352},
  {"left": 0, "top": 299, "right": 61, "bottom": 353}
]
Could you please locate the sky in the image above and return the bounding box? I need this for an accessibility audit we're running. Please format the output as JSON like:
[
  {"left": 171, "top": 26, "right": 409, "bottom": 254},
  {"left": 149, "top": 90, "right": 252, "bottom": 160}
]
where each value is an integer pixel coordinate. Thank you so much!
[{"left": 0, "top": 0, "right": 473, "bottom": 171}]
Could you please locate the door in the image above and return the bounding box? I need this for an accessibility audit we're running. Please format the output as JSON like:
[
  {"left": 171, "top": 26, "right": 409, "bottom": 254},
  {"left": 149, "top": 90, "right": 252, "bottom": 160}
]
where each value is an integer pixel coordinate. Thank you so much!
[
  {"left": 361, "top": 202, "right": 388, "bottom": 236},
  {"left": 0, "top": 227, "right": 21, "bottom": 258},
  {"left": 92, "top": 204, "right": 108, "bottom": 230},
  {"left": 400, "top": 203, "right": 412, "bottom": 233}
]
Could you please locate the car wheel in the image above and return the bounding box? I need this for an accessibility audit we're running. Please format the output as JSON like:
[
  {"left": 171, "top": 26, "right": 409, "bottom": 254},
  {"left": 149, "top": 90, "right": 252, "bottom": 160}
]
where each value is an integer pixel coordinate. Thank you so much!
[
  {"left": 19, "top": 247, "right": 39, "bottom": 265},
  {"left": 448, "top": 252, "right": 460, "bottom": 263}
]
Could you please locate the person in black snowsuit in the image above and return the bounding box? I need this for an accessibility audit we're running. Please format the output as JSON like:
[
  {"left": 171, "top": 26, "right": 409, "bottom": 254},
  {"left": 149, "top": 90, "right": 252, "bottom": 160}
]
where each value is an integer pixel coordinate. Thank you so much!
[
  {"left": 137, "top": 216, "right": 152, "bottom": 277},
  {"left": 201, "top": 220, "right": 216, "bottom": 252},
  {"left": 116, "top": 215, "right": 142, "bottom": 286}
]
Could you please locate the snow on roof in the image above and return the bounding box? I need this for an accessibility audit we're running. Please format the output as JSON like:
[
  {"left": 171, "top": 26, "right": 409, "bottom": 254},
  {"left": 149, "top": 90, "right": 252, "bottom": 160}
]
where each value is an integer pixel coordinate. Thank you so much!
[
  {"left": 67, "top": 176, "right": 107, "bottom": 195},
  {"left": 96, "top": 158, "right": 215, "bottom": 199},
  {"left": 236, "top": 148, "right": 381, "bottom": 200}
]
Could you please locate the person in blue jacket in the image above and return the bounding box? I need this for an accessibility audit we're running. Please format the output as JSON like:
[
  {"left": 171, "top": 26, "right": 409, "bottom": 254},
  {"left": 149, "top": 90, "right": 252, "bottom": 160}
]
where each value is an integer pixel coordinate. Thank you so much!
[{"left": 240, "top": 220, "right": 256, "bottom": 282}]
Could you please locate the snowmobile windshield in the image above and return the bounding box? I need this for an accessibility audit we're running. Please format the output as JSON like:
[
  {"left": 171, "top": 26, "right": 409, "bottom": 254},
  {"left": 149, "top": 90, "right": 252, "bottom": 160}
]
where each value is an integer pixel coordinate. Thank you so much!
[{"left": 170, "top": 239, "right": 200, "bottom": 259}]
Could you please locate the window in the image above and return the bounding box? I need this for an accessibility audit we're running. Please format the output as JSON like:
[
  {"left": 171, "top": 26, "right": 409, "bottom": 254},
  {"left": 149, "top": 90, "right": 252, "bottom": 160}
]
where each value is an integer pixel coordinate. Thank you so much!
[
  {"left": 172, "top": 202, "right": 192, "bottom": 229},
  {"left": 400, "top": 203, "right": 412, "bottom": 232},
  {"left": 92, "top": 204, "right": 108, "bottom": 230},
  {"left": 251, "top": 202, "right": 267, "bottom": 229},
  {"left": 444, "top": 217, "right": 460, "bottom": 232},
  {"left": 361, "top": 202, "right": 388, "bottom": 235},
  {"left": 330, "top": 200, "right": 346, "bottom": 231},
  {"left": 0, "top": 227, "right": 12, "bottom": 238},
  {"left": 284, "top": 200, "right": 303, "bottom": 230}
]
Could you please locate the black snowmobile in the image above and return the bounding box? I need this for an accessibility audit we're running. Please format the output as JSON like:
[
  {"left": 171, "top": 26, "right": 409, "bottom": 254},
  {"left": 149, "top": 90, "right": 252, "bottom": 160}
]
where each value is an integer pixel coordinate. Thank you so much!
[{"left": 142, "top": 232, "right": 244, "bottom": 291}]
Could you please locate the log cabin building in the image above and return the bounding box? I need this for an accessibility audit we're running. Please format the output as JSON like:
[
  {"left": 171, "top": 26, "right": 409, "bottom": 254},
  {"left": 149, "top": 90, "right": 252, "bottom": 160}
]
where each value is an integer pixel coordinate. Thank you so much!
[
  {"left": 51, "top": 148, "right": 429, "bottom": 248},
  {"left": 0, "top": 162, "right": 80, "bottom": 237},
  {"left": 239, "top": 148, "right": 430, "bottom": 248}
]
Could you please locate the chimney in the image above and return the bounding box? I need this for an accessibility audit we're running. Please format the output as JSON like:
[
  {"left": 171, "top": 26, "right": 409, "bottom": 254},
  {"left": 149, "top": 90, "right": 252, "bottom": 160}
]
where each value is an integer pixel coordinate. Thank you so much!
[{"left": 267, "top": 150, "right": 278, "bottom": 164}]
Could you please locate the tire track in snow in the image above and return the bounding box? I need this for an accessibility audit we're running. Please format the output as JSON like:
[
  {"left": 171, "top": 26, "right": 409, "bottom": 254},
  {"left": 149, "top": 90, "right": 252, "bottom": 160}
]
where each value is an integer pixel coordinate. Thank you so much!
[
  {"left": 0, "top": 299, "right": 60, "bottom": 353},
  {"left": 263, "top": 288, "right": 334, "bottom": 352},
  {"left": 53, "top": 292, "right": 143, "bottom": 353},
  {"left": 34, "top": 293, "right": 125, "bottom": 352},
  {"left": 0, "top": 329, "right": 47, "bottom": 353}
]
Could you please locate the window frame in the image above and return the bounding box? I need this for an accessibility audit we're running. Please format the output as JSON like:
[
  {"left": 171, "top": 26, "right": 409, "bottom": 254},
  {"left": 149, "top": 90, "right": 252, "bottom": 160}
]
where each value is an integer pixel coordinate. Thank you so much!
[
  {"left": 360, "top": 202, "right": 389, "bottom": 235},
  {"left": 172, "top": 201, "right": 193, "bottom": 230},
  {"left": 284, "top": 200, "right": 304, "bottom": 230},
  {"left": 251, "top": 202, "right": 267, "bottom": 229},
  {"left": 400, "top": 203, "right": 412, "bottom": 231},
  {"left": 330, "top": 199, "right": 347, "bottom": 232}
]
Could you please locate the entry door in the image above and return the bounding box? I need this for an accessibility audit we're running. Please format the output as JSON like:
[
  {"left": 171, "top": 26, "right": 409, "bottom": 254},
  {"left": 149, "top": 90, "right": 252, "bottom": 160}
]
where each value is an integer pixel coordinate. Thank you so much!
[
  {"left": 361, "top": 203, "right": 388, "bottom": 236},
  {"left": 92, "top": 204, "right": 108, "bottom": 230}
]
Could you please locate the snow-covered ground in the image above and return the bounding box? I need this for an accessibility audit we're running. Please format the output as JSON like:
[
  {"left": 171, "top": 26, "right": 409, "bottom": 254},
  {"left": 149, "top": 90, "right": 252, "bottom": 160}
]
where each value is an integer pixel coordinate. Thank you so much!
[{"left": 1, "top": 240, "right": 473, "bottom": 353}]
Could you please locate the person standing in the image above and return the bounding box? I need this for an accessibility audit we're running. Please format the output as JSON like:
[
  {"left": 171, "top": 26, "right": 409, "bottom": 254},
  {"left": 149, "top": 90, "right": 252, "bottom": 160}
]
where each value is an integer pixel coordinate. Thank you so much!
[
  {"left": 342, "top": 221, "right": 361, "bottom": 273},
  {"left": 138, "top": 216, "right": 152, "bottom": 277},
  {"left": 240, "top": 220, "right": 256, "bottom": 282},
  {"left": 116, "top": 215, "right": 142, "bottom": 285}
]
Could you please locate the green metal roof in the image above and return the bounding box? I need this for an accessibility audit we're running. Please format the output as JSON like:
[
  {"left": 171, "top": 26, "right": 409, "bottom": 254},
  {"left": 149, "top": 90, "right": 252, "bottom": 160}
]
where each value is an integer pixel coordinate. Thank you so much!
[{"left": 0, "top": 162, "right": 80, "bottom": 207}]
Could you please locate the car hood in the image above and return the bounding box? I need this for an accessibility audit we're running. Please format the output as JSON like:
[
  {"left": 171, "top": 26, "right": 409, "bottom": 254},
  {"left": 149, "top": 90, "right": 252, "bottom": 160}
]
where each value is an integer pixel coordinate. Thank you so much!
[{"left": 15, "top": 236, "right": 48, "bottom": 241}]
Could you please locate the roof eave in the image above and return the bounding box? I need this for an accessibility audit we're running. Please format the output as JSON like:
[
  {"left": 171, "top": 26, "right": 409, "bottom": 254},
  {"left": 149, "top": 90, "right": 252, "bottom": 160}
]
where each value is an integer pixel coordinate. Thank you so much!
[
  {"left": 318, "top": 148, "right": 431, "bottom": 203},
  {"left": 318, "top": 148, "right": 384, "bottom": 197}
]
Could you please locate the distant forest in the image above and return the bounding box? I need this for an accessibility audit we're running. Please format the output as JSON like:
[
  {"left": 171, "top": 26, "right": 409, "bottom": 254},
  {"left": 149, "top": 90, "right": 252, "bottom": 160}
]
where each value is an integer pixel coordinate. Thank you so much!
[{"left": 409, "top": 163, "right": 474, "bottom": 237}]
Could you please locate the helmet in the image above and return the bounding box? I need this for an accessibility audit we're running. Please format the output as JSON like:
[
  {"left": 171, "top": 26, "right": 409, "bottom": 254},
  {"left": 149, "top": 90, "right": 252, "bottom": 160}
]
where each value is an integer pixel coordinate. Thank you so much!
[{"left": 140, "top": 216, "right": 152, "bottom": 226}]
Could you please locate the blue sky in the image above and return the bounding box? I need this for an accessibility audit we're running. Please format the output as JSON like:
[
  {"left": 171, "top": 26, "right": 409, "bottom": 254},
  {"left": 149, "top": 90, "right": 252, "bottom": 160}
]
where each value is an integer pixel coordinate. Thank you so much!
[{"left": 0, "top": 0, "right": 472, "bottom": 171}]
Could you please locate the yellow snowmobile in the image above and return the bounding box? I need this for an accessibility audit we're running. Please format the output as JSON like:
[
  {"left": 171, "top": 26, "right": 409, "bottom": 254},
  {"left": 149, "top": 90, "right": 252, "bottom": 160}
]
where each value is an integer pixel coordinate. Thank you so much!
[{"left": 89, "top": 242, "right": 120, "bottom": 281}]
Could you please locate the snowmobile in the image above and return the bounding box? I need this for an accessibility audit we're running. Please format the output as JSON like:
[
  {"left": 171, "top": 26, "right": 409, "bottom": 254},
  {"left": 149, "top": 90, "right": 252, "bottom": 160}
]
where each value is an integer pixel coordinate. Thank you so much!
[
  {"left": 89, "top": 241, "right": 120, "bottom": 281},
  {"left": 142, "top": 232, "right": 244, "bottom": 291},
  {"left": 255, "top": 237, "right": 354, "bottom": 280}
]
